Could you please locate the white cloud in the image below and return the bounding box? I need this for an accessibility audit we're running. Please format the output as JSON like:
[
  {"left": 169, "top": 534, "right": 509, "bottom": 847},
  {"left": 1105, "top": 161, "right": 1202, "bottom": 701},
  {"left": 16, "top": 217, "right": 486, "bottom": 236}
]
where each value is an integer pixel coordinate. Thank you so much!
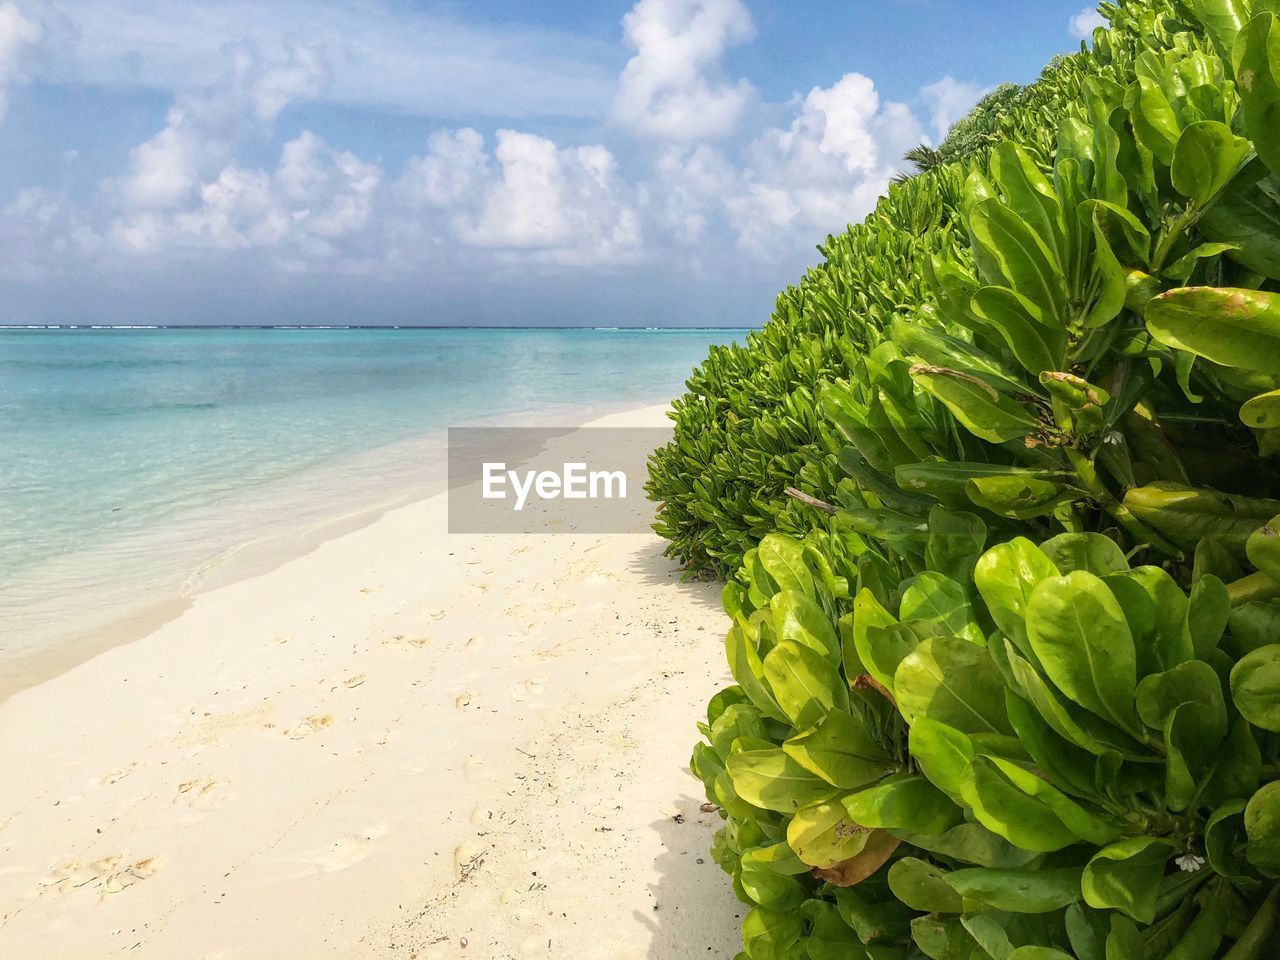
[
  {"left": 726, "top": 73, "right": 925, "bottom": 259},
  {"left": 108, "top": 44, "right": 329, "bottom": 212},
  {"left": 613, "top": 0, "right": 755, "bottom": 140},
  {"left": 109, "top": 131, "right": 381, "bottom": 264},
  {"left": 0, "top": 0, "right": 41, "bottom": 122},
  {"left": 919, "top": 75, "right": 987, "bottom": 142},
  {"left": 1069, "top": 7, "right": 1106, "bottom": 40},
  {"left": 38, "top": 0, "right": 617, "bottom": 122},
  {"left": 458, "top": 131, "right": 641, "bottom": 265}
]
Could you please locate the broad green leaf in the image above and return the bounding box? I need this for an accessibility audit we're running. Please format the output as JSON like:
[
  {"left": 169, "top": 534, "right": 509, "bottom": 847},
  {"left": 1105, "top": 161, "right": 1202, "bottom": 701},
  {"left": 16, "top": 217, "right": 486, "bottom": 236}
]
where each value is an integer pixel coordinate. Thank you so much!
[
  {"left": 770, "top": 590, "right": 840, "bottom": 662},
  {"left": 945, "top": 866, "right": 1083, "bottom": 914},
  {"left": 1126, "top": 75, "right": 1181, "bottom": 165},
  {"left": 763, "top": 639, "right": 850, "bottom": 730},
  {"left": 783, "top": 709, "right": 895, "bottom": 789},
  {"left": 991, "top": 142, "right": 1065, "bottom": 265},
  {"left": 969, "top": 285, "right": 1065, "bottom": 375},
  {"left": 860, "top": 621, "right": 931, "bottom": 697},
  {"left": 758, "top": 534, "right": 813, "bottom": 596},
  {"left": 743, "top": 839, "right": 810, "bottom": 876},
  {"left": 1245, "top": 780, "right": 1280, "bottom": 876},
  {"left": 887, "top": 857, "right": 962, "bottom": 914},
  {"left": 1230, "top": 644, "right": 1280, "bottom": 731},
  {"left": 966, "top": 474, "right": 1079, "bottom": 520},
  {"left": 832, "top": 885, "right": 914, "bottom": 945},
  {"left": 911, "top": 916, "right": 978, "bottom": 960},
  {"left": 710, "top": 702, "right": 768, "bottom": 760},
  {"left": 1082, "top": 837, "right": 1176, "bottom": 923},
  {"left": 1163, "top": 701, "right": 1224, "bottom": 811},
  {"left": 1004, "top": 689, "right": 1098, "bottom": 799},
  {"left": 894, "top": 636, "right": 1012, "bottom": 735},
  {"left": 1104, "top": 916, "right": 1142, "bottom": 960},
  {"left": 728, "top": 747, "right": 840, "bottom": 813},
  {"left": 1241, "top": 388, "right": 1280, "bottom": 429},
  {"left": 1204, "top": 800, "right": 1251, "bottom": 879},
  {"left": 1026, "top": 571, "right": 1140, "bottom": 735},
  {"left": 739, "top": 850, "right": 810, "bottom": 911},
  {"left": 1236, "top": 12, "right": 1280, "bottom": 179},
  {"left": 900, "top": 572, "right": 983, "bottom": 644},
  {"left": 741, "top": 906, "right": 805, "bottom": 960},
  {"left": 1188, "top": 574, "right": 1230, "bottom": 658},
  {"left": 1065, "top": 903, "right": 1109, "bottom": 960},
  {"left": 1135, "top": 659, "right": 1225, "bottom": 732},
  {"left": 895, "top": 821, "right": 1040, "bottom": 869},
  {"left": 1125, "top": 482, "right": 1280, "bottom": 554},
  {"left": 1201, "top": 715, "right": 1262, "bottom": 808},
  {"left": 1103, "top": 566, "right": 1194, "bottom": 675},
  {"left": 908, "top": 717, "right": 976, "bottom": 801},
  {"left": 924, "top": 506, "right": 987, "bottom": 583},
  {"left": 963, "top": 914, "right": 1015, "bottom": 960},
  {"left": 967, "top": 199, "right": 1070, "bottom": 325},
  {"left": 1246, "top": 514, "right": 1280, "bottom": 582},
  {"left": 1039, "top": 532, "right": 1129, "bottom": 576},
  {"left": 961, "top": 755, "right": 1081, "bottom": 852},
  {"left": 849, "top": 587, "right": 896, "bottom": 685},
  {"left": 890, "top": 318, "right": 1027, "bottom": 395},
  {"left": 786, "top": 798, "right": 873, "bottom": 869},
  {"left": 910, "top": 364, "right": 1040, "bottom": 443},
  {"left": 1188, "top": 0, "right": 1250, "bottom": 57},
  {"left": 1007, "top": 646, "right": 1148, "bottom": 759},
  {"left": 843, "top": 775, "right": 964, "bottom": 835},
  {"left": 1200, "top": 158, "right": 1280, "bottom": 279},
  {"left": 979, "top": 754, "right": 1122, "bottom": 846},
  {"left": 726, "top": 624, "right": 787, "bottom": 723},
  {"left": 1146, "top": 287, "right": 1280, "bottom": 375},
  {"left": 1170, "top": 120, "right": 1252, "bottom": 206},
  {"left": 804, "top": 903, "right": 867, "bottom": 960},
  {"left": 974, "top": 538, "right": 1059, "bottom": 651}
]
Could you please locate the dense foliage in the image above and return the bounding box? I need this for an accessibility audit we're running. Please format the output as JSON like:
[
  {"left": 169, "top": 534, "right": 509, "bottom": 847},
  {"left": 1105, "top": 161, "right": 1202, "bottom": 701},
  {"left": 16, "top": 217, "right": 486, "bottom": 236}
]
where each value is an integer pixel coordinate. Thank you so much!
[{"left": 657, "top": 1, "right": 1280, "bottom": 957}]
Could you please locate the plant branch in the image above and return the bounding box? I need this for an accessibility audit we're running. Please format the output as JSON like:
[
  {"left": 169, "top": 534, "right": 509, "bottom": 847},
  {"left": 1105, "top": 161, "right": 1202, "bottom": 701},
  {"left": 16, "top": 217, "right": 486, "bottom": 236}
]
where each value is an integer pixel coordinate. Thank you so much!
[{"left": 784, "top": 487, "right": 839, "bottom": 515}]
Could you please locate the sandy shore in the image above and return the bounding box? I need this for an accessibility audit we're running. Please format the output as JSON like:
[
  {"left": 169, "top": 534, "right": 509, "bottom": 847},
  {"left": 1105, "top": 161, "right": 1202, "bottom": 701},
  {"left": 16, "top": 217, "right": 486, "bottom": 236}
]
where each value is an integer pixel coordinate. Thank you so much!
[{"left": 0, "top": 405, "right": 741, "bottom": 959}]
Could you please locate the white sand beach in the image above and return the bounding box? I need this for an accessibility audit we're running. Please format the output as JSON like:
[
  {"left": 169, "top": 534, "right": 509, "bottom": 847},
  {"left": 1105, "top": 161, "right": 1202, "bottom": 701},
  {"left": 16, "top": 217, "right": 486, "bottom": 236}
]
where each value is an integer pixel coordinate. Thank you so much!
[{"left": 0, "top": 405, "right": 742, "bottom": 959}]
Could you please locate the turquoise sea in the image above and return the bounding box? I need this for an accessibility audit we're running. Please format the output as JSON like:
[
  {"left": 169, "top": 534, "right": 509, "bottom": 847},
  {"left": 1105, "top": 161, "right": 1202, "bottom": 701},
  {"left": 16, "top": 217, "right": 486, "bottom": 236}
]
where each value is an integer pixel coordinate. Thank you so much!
[{"left": 0, "top": 326, "right": 743, "bottom": 691}]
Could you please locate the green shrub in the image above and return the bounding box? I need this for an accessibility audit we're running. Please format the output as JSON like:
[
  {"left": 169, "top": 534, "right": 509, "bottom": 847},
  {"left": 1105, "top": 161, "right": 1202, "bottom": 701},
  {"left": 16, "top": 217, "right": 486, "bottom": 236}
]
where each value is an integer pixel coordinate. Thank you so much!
[
  {"left": 694, "top": 525, "right": 1280, "bottom": 958},
  {"left": 667, "top": 1, "right": 1280, "bottom": 957}
]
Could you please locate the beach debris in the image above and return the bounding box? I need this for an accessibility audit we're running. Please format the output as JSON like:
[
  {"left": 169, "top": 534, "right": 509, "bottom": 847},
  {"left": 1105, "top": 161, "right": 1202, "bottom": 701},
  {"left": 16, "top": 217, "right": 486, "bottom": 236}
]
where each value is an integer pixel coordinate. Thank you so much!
[
  {"left": 454, "top": 841, "right": 487, "bottom": 883},
  {"left": 343, "top": 674, "right": 366, "bottom": 689},
  {"left": 455, "top": 692, "right": 474, "bottom": 709},
  {"left": 699, "top": 802, "right": 719, "bottom": 813}
]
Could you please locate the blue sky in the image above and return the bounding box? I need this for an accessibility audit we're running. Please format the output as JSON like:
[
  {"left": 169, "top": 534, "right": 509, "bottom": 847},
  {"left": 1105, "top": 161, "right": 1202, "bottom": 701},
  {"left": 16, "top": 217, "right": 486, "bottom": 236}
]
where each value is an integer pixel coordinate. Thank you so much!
[{"left": 0, "top": 0, "right": 1104, "bottom": 326}]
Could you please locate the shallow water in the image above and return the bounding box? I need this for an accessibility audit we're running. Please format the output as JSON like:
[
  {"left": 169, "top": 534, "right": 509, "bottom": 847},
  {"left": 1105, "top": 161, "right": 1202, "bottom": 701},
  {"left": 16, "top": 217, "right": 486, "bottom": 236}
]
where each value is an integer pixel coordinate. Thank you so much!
[{"left": 0, "top": 326, "right": 742, "bottom": 688}]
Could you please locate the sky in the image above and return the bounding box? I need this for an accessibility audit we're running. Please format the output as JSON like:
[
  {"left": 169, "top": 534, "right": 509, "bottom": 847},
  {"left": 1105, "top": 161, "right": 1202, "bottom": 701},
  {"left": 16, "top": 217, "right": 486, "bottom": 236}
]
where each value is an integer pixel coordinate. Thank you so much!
[{"left": 0, "top": 0, "right": 1106, "bottom": 326}]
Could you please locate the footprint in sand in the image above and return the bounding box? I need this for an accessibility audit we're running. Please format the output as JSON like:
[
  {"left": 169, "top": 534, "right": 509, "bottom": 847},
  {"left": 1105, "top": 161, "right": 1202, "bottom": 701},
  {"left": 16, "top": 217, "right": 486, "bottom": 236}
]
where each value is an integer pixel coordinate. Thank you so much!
[
  {"left": 174, "top": 775, "right": 229, "bottom": 811},
  {"left": 40, "top": 854, "right": 161, "bottom": 896},
  {"left": 429, "top": 609, "right": 447, "bottom": 621},
  {"left": 287, "top": 714, "right": 334, "bottom": 740},
  {"left": 463, "top": 756, "right": 488, "bottom": 783},
  {"left": 507, "top": 675, "right": 548, "bottom": 702},
  {"left": 312, "top": 825, "right": 387, "bottom": 873},
  {"left": 96, "top": 761, "right": 145, "bottom": 786},
  {"left": 382, "top": 634, "right": 431, "bottom": 650}
]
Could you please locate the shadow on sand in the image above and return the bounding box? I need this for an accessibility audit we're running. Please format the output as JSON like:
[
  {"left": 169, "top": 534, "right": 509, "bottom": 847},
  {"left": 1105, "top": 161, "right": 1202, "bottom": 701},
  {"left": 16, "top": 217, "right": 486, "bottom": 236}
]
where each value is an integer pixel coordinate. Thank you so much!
[
  {"left": 636, "top": 794, "right": 743, "bottom": 959},
  {"left": 626, "top": 540, "right": 725, "bottom": 613}
]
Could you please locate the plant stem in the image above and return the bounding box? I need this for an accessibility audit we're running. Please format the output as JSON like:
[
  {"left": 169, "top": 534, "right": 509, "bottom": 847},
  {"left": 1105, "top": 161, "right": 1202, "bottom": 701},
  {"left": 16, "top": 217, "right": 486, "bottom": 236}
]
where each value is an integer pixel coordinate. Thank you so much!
[
  {"left": 1064, "top": 447, "right": 1182, "bottom": 556},
  {"left": 1222, "top": 882, "right": 1280, "bottom": 960},
  {"left": 1226, "top": 572, "right": 1280, "bottom": 606}
]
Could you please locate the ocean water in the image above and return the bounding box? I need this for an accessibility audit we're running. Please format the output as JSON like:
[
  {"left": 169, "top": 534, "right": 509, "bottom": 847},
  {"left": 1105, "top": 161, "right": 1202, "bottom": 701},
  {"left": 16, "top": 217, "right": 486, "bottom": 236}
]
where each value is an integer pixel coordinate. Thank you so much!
[{"left": 0, "top": 326, "right": 742, "bottom": 691}]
